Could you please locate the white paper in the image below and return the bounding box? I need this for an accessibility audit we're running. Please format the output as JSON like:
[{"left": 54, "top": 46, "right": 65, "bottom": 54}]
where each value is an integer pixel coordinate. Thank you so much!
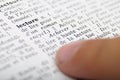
[{"left": 0, "top": 0, "right": 120, "bottom": 80}]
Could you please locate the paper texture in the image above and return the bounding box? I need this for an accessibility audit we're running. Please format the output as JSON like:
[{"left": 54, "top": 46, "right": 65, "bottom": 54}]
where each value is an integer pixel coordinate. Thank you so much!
[{"left": 0, "top": 0, "right": 120, "bottom": 80}]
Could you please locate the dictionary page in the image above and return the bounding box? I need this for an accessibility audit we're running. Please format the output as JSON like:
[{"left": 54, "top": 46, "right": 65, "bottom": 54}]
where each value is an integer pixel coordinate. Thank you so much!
[{"left": 0, "top": 0, "right": 120, "bottom": 80}]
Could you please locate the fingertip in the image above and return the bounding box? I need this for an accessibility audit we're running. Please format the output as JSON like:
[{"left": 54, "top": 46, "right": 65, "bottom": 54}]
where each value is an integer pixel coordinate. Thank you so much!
[
  {"left": 56, "top": 41, "right": 85, "bottom": 65},
  {"left": 56, "top": 39, "right": 105, "bottom": 79}
]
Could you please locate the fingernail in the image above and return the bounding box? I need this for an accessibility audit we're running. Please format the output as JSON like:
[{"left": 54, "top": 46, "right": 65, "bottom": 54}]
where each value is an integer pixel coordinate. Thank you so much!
[{"left": 57, "top": 41, "right": 84, "bottom": 64}]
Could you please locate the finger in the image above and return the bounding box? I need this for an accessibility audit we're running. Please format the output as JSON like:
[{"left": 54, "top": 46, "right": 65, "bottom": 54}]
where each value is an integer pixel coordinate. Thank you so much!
[{"left": 56, "top": 37, "right": 120, "bottom": 79}]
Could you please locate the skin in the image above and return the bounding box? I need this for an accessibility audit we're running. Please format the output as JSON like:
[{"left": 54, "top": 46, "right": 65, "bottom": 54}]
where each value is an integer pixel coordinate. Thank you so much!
[{"left": 56, "top": 37, "right": 120, "bottom": 80}]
